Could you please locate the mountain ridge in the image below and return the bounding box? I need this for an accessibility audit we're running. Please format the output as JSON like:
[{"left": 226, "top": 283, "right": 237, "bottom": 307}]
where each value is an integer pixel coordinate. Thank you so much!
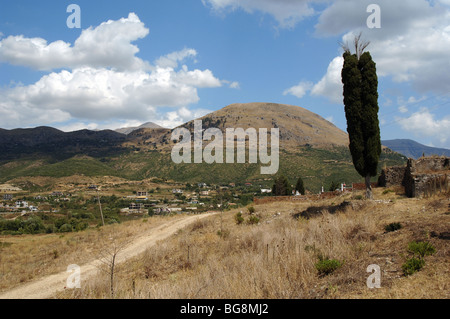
[
  {"left": 381, "top": 139, "right": 450, "bottom": 159},
  {"left": 115, "top": 122, "right": 165, "bottom": 135}
]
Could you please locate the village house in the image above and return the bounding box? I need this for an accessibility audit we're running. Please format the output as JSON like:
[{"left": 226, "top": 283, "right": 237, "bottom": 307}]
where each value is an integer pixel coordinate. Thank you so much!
[
  {"left": 15, "top": 201, "right": 29, "bottom": 208},
  {"left": 154, "top": 207, "right": 171, "bottom": 214},
  {"left": 129, "top": 202, "right": 145, "bottom": 210},
  {"left": 136, "top": 191, "right": 148, "bottom": 197},
  {"left": 3, "top": 194, "right": 13, "bottom": 201}
]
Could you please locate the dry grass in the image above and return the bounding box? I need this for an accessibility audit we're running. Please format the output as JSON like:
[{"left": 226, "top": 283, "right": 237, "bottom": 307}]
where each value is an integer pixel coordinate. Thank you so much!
[
  {"left": 0, "top": 215, "right": 186, "bottom": 293},
  {"left": 52, "top": 189, "right": 449, "bottom": 299}
]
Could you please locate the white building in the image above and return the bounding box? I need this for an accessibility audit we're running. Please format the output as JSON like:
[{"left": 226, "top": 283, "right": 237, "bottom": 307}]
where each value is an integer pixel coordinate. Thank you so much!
[{"left": 15, "top": 201, "right": 29, "bottom": 208}]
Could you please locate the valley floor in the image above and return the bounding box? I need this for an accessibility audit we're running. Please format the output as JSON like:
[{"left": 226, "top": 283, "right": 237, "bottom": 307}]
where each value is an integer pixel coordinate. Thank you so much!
[{"left": 0, "top": 188, "right": 448, "bottom": 299}]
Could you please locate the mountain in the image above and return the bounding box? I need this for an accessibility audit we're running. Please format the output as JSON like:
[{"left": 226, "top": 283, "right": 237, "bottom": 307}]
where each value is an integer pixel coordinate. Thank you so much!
[
  {"left": 0, "top": 103, "right": 407, "bottom": 190},
  {"left": 174, "top": 103, "right": 350, "bottom": 148},
  {"left": 382, "top": 139, "right": 450, "bottom": 159},
  {"left": 0, "top": 126, "right": 127, "bottom": 161},
  {"left": 115, "top": 122, "right": 164, "bottom": 135}
]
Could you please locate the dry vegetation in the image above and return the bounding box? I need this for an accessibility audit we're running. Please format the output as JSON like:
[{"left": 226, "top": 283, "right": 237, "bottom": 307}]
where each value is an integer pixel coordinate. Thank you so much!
[
  {"left": 38, "top": 188, "right": 450, "bottom": 299},
  {"left": 0, "top": 215, "right": 187, "bottom": 293}
]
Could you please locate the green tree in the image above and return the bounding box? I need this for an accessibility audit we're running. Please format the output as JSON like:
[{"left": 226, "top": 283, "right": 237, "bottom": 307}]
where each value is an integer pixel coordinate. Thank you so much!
[
  {"left": 295, "top": 177, "right": 305, "bottom": 195},
  {"left": 329, "top": 181, "right": 340, "bottom": 192},
  {"left": 272, "top": 175, "right": 292, "bottom": 196},
  {"left": 341, "top": 34, "right": 381, "bottom": 199}
]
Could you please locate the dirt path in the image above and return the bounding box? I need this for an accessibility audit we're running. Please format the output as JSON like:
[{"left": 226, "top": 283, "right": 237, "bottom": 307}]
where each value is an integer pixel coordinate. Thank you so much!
[{"left": 0, "top": 213, "right": 216, "bottom": 299}]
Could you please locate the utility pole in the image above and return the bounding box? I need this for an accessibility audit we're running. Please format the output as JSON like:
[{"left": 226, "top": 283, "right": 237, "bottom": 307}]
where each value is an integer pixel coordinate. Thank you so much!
[{"left": 97, "top": 188, "right": 105, "bottom": 227}]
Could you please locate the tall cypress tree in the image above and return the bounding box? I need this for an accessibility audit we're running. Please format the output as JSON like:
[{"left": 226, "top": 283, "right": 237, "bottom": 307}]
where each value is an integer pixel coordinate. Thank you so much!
[
  {"left": 341, "top": 38, "right": 381, "bottom": 199},
  {"left": 295, "top": 177, "right": 305, "bottom": 195}
]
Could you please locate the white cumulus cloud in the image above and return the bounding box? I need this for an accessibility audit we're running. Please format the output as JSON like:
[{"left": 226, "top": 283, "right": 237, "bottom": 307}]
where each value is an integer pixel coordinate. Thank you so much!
[
  {"left": 0, "top": 13, "right": 149, "bottom": 71},
  {"left": 0, "top": 13, "right": 229, "bottom": 129},
  {"left": 398, "top": 108, "right": 450, "bottom": 145},
  {"left": 286, "top": 0, "right": 450, "bottom": 103},
  {"left": 283, "top": 81, "right": 313, "bottom": 99},
  {"left": 202, "top": 0, "right": 317, "bottom": 29}
]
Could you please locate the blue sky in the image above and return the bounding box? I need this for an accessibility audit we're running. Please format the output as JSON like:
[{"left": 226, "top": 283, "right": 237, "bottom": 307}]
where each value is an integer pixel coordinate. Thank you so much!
[{"left": 1, "top": 0, "right": 449, "bottom": 148}]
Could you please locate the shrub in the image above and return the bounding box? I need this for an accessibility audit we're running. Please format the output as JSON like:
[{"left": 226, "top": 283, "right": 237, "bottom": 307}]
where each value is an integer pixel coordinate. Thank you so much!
[
  {"left": 247, "top": 206, "right": 255, "bottom": 214},
  {"left": 402, "top": 257, "right": 425, "bottom": 276},
  {"left": 246, "top": 215, "right": 260, "bottom": 225},
  {"left": 74, "top": 221, "right": 89, "bottom": 232},
  {"left": 408, "top": 241, "right": 436, "bottom": 259},
  {"left": 315, "top": 258, "right": 342, "bottom": 277},
  {"left": 217, "top": 229, "right": 230, "bottom": 239},
  {"left": 384, "top": 222, "right": 402, "bottom": 233},
  {"left": 59, "top": 223, "right": 73, "bottom": 233},
  {"left": 234, "top": 212, "right": 244, "bottom": 225}
]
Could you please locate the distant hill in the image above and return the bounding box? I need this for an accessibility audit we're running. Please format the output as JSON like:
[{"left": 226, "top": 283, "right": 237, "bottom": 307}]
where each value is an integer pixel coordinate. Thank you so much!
[
  {"left": 0, "top": 126, "right": 127, "bottom": 161},
  {"left": 161, "top": 102, "right": 350, "bottom": 150},
  {"left": 0, "top": 103, "right": 407, "bottom": 190},
  {"left": 382, "top": 139, "right": 450, "bottom": 159},
  {"left": 115, "top": 122, "right": 164, "bottom": 135}
]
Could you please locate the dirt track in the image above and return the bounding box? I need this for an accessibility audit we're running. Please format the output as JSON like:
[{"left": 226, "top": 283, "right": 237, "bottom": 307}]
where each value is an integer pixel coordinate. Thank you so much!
[{"left": 0, "top": 213, "right": 216, "bottom": 299}]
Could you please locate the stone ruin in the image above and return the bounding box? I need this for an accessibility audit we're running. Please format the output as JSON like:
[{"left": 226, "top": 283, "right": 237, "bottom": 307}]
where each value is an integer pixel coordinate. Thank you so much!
[{"left": 378, "top": 156, "right": 450, "bottom": 198}]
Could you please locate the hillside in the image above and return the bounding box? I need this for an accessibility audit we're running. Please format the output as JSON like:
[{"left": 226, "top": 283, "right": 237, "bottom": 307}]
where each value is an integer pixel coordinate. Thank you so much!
[
  {"left": 382, "top": 139, "right": 450, "bottom": 159},
  {"left": 115, "top": 122, "right": 165, "bottom": 135},
  {"left": 0, "top": 127, "right": 127, "bottom": 161},
  {"left": 172, "top": 103, "right": 350, "bottom": 149},
  {"left": 0, "top": 103, "right": 407, "bottom": 190}
]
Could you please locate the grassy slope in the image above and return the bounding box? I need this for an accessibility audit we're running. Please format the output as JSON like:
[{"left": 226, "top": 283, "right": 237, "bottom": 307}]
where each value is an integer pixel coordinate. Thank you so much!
[{"left": 0, "top": 147, "right": 406, "bottom": 191}]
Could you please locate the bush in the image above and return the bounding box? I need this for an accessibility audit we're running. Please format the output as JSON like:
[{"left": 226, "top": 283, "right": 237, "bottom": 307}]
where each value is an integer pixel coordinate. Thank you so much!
[
  {"left": 408, "top": 241, "right": 436, "bottom": 259},
  {"left": 402, "top": 257, "right": 425, "bottom": 276},
  {"left": 384, "top": 222, "right": 402, "bottom": 233},
  {"left": 246, "top": 215, "right": 260, "bottom": 225},
  {"left": 59, "top": 223, "right": 73, "bottom": 233},
  {"left": 21, "top": 217, "right": 46, "bottom": 234},
  {"left": 74, "top": 221, "right": 89, "bottom": 232},
  {"left": 401, "top": 241, "right": 436, "bottom": 276},
  {"left": 234, "top": 212, "right": 244, "bottom": 225},
  {"left": 247, "top": 206, "right": 255, "bottom": 214},
  {"left": 315, "top": 258, "right": 342, "bottom": 277}
]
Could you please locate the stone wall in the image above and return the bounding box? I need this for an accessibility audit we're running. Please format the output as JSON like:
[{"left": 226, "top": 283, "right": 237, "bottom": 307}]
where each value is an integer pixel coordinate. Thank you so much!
[
  {"left": 378, "top": 166, "right": 407, "bottom": 187},
  {"left": 404, "top": 157, "right": 449, "bottom": 198},
  {"left": 381, "top": 156, "right": 450, "bottom": 198}
]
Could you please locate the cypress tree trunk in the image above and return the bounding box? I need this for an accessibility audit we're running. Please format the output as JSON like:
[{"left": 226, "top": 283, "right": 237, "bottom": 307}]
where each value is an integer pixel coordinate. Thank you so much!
[{"left": 365, "top": 174, "right": 373, "bottom": 199}]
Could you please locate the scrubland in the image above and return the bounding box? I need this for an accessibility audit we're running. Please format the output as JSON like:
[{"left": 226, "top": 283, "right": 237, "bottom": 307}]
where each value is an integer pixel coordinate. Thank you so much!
[{"left": 1, "top": 188, "right": 448, "bottom": 299}]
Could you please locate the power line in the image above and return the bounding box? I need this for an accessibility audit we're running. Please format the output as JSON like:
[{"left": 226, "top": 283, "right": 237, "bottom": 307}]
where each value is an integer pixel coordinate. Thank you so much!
[
  {"left": 381, "top": 99, "right": 450, "bottom": 128},
  {"left": 379, "top": 91, "right": 450, "bottom": 119}
]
